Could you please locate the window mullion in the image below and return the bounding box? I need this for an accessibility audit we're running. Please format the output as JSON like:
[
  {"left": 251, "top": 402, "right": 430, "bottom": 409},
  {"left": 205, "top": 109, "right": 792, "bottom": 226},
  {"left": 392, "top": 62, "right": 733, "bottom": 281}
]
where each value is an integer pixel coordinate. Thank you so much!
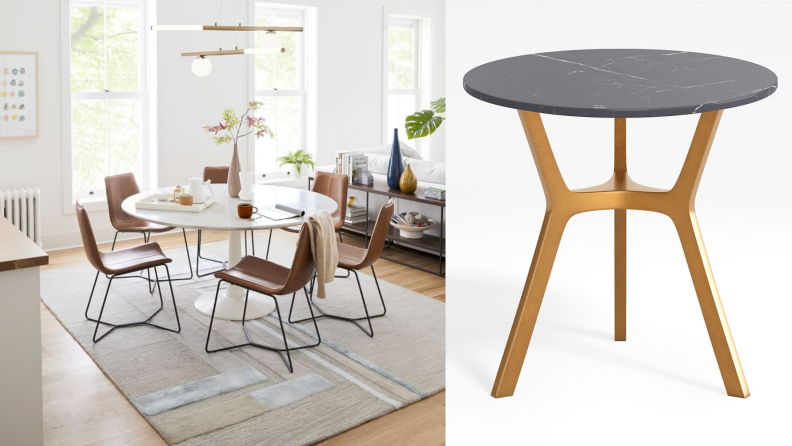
[{"left": 103, "top": 1, "right": 108, "bottom": 92}]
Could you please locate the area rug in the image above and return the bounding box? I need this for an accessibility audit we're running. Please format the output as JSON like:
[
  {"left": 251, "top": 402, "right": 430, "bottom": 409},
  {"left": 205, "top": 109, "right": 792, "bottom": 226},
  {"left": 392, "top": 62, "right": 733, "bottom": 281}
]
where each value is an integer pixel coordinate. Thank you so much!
[{"left": 40, "top": 236, "right": 445, "bottom": 445}]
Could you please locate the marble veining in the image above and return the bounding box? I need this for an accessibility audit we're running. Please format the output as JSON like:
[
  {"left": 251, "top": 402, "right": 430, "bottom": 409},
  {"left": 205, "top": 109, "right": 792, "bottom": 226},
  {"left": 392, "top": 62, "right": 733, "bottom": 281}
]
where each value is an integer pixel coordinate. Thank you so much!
[{"left": 463, "top": 49, "right": 777, "bottom": 117}]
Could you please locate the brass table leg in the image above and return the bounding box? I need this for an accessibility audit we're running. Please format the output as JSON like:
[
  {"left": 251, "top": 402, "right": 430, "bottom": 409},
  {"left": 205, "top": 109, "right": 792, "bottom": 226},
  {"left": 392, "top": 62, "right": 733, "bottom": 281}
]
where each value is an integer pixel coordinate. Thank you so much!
[
  {"left": 491, "top": 109, "right": 749, "bottom": 399},
  {"left": 615, "top": 118, "right": 627, "bottom": 342}
]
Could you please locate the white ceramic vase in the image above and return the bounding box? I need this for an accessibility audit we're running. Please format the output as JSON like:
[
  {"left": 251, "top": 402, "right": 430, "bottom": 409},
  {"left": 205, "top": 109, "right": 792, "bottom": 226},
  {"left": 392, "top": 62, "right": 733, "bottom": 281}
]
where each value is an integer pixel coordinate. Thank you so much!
[{"left": 238, "top": 171, "right": 255, "bottom": 201}]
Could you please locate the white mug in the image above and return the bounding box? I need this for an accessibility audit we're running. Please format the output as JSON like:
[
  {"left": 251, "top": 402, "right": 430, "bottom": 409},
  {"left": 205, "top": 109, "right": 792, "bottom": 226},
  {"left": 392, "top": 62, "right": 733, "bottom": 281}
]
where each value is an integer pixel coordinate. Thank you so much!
[{"left": 239, "top": 171, "right": 255, "bottom": 201}]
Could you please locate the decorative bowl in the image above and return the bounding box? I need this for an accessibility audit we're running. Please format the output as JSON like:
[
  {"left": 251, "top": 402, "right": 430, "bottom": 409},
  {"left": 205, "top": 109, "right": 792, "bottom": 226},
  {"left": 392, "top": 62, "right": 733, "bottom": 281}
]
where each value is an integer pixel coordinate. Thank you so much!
[
  {"left": 390, "top": 219, "right": 436, "bottom": 239},
  {"left": 152, "top": 192, "right": 171, "bottom": 201}
]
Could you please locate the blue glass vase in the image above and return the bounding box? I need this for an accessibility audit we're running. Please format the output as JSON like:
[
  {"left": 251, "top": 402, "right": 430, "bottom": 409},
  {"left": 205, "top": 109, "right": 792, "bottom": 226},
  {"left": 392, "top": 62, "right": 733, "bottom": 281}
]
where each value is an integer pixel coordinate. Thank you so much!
[{"left": 387, "top": 128, "right": 404, "bottom": 189}]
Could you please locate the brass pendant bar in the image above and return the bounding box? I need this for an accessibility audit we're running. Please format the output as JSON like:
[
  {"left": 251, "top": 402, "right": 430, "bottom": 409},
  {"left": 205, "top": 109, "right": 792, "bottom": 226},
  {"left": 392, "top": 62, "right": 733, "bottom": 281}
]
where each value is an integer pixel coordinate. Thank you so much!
[{"left": 152, "top": 25, "right": 303, "bottom": 32}]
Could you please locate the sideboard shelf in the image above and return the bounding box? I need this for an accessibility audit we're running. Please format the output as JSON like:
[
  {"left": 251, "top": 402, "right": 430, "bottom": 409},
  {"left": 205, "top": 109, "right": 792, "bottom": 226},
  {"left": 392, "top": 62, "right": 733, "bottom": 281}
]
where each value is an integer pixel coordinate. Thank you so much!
[{"left": 310, "top": 177, "right": 445, "bottom": 277}]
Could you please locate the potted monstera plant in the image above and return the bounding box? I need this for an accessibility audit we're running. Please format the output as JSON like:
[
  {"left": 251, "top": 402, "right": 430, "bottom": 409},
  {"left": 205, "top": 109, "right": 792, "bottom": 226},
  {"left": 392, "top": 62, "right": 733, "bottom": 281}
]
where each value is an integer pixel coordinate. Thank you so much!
[
  {"left": 405, "top": 97, "right": 446, "bottom": 140},
  {"left": 277, "top": 149, "right": 316, "bottom": 178}
]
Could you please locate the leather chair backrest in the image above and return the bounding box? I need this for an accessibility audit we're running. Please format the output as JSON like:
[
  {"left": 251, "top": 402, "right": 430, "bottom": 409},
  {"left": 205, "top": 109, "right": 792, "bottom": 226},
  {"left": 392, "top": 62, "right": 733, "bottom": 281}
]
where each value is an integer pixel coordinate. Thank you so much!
[
  {"left": 362, "top": 199, "right": 395, "bottom": 268},
  {"left": 203, "top": 166, "right": 230, "bottom": 184},
  {"left": 75, "top": 201, "right": 106, "bottom": 273},
  {"left": 105, "top": 173, "right": 142, "bottom": 231},
  {"left": 280, "top": 224, "right": 316, "bottom": 295},
  {"left": 312, "top": 171, "right": 348, "bottom": 230}
]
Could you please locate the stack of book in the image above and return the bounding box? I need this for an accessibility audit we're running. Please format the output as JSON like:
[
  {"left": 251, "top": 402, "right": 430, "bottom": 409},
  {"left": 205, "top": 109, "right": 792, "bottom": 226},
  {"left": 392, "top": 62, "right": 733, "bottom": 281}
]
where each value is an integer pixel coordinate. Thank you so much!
[
  {"left": 335, "top": 151, "right": 369, "bottom": 185},
  {"left": 345, "top": 205, "right": 368, "bottom": 225}
]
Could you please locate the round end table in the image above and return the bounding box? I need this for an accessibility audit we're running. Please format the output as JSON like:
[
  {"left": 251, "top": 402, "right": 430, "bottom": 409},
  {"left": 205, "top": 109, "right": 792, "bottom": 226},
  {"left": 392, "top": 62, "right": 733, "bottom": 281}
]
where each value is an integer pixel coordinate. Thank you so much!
[{"left": 465, "top": 49, "right": 777, "bottom": 399}]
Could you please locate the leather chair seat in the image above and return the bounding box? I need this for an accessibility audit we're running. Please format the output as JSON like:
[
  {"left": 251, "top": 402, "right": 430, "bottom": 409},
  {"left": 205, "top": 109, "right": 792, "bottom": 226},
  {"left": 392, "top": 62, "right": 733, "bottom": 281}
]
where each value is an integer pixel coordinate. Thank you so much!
[
  {"left": 215, "top": 256, "right": 290, "bottom": 295},
  {"left": 98, "top": 242, "right": 172, "bottom": 275},
  {"left": 338, "top": 243, "right": 368, "bottom": 269},
  {"left": 114, "top": 219, "right": 174, "bottom": 233}
]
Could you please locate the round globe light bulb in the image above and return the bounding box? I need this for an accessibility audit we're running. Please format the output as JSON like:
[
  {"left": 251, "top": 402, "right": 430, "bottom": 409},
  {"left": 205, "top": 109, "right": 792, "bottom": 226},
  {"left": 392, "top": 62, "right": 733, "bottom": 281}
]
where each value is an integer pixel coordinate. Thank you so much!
[
  {"left": 261, "top": 31, "right": 281, "bottom": 50},
  {"left": 191, "top": 56, "right": 212, "bottom": 77}
]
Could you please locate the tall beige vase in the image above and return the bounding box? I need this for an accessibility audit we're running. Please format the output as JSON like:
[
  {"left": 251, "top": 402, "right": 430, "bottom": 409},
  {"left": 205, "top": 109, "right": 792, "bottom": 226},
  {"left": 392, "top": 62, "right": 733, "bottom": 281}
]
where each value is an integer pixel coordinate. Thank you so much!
[{"left": 227, "top": 143, "right": 242, "bottom": 197}]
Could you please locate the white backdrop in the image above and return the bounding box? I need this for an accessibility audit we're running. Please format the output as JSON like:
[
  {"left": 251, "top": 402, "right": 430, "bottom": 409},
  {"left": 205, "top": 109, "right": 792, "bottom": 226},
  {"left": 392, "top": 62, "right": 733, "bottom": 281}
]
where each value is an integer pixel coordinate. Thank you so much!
[{"left": 446, "top": 1, "right": 791, "bottom": 444}]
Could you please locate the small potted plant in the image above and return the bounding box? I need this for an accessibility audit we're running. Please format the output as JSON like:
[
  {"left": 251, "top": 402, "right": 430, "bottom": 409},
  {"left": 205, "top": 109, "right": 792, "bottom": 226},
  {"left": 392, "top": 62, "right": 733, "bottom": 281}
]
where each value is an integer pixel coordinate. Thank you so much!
[{"left": 277, "top": 149, "right": 316, "bottom": 178}]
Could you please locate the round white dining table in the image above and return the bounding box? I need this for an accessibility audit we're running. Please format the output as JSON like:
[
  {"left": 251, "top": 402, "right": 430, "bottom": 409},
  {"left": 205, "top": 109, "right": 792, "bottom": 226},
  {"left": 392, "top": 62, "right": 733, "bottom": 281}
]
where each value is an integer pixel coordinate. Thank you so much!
[{"left": 121, "top": 185, "right": 337, "bottom": 321}]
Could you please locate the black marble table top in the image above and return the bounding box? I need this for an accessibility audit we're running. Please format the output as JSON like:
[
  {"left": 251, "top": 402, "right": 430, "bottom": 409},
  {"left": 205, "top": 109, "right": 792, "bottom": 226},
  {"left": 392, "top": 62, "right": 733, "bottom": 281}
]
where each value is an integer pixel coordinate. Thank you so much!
[{"left": 463, "top": 49, "right": 777, "bottom": 118}]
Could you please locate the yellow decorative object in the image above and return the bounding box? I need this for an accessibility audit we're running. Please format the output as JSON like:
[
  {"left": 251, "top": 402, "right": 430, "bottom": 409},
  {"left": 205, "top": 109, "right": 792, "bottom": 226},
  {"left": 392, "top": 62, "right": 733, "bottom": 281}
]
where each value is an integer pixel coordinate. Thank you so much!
[
  {"left": 399, "top": 163, "right": 417, "bottom": 193},
  {"left": 347, "top": 196, "right": 357, "bottom": 208}
]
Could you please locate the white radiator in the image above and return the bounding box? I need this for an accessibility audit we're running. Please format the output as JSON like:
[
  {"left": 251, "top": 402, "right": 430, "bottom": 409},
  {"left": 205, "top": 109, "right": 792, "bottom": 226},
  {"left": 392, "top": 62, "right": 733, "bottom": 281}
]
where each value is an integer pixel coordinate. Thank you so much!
[{"left": 0, "top": 188, "right": 42, "bottom": 247}]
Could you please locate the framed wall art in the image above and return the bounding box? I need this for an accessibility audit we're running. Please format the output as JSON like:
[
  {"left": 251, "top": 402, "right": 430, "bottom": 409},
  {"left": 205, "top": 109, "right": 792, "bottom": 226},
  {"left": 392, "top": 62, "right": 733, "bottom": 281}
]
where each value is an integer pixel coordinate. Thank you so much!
[{"left": 1, "top": 51, "right": 39, "bottom": 139}]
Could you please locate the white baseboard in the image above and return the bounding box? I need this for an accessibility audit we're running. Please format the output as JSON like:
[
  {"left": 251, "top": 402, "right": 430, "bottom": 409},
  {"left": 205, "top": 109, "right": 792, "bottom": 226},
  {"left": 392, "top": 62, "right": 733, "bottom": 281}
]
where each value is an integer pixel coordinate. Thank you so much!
[{"left": 43, "top": 227, "right": 195, "bottom": 253}]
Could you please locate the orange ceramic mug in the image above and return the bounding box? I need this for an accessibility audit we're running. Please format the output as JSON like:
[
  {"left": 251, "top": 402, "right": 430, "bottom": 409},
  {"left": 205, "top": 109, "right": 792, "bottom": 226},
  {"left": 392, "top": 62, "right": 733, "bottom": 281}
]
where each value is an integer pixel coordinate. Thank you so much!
[
  {"left": 174, "top": 194, "right": 194, "bottom": 206},
  {"left": 238, "top": 203, "right": 258, "bottom": 218}
]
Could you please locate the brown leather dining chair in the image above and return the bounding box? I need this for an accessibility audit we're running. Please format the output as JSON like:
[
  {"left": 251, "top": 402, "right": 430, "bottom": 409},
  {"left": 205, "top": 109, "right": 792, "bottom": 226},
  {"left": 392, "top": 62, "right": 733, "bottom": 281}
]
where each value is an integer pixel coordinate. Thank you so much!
[
  {"left": 105, "top": 173, "right": 193, "bottom": 286},
  {"left": 76, "top": 201, "right": 180, "bottom": 342},
  {"left": 264, "top": 171, "right": 348, "bottom": 259},
  {"left": 195, "top": 166, "right": 256, "bottom": 277},
  {"left": 205, "top": 224, "right": 321, "bottom": 373},
  {"left": 289, "top": 199, "right": 394, "bottom": 337}
]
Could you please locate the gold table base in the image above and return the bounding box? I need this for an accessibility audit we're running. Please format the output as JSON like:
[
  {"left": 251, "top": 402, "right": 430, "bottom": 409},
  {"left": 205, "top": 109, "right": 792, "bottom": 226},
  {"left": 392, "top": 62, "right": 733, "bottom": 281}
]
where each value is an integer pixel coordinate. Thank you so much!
[{"left": 491, "top": 110, "right": 749, "bottom": 399}]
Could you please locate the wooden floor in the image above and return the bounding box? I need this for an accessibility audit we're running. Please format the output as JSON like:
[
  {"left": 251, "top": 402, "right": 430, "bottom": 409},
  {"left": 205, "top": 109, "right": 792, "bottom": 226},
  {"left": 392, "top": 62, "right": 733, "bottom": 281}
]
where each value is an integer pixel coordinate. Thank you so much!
[{"left": 41, "top": 229, "right": 445, "bottom": 445}]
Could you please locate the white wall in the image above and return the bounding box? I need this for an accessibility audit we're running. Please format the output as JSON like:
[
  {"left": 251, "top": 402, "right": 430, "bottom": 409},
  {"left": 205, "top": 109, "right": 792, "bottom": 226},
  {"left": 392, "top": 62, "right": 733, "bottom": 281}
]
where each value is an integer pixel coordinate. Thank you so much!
[
  {"left": 0, "top": 0, "right": 95, "bottom": 250},
  {"left": 0, "top": 0, "right": 444, "bottom": 251}
]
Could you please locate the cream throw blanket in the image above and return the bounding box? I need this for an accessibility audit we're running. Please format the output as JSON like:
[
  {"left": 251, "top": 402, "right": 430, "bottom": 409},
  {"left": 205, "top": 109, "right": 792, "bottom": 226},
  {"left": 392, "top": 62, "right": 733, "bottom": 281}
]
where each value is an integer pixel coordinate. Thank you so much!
[{"left": 305, "top": 211, "right": 338, "bottom": 299}]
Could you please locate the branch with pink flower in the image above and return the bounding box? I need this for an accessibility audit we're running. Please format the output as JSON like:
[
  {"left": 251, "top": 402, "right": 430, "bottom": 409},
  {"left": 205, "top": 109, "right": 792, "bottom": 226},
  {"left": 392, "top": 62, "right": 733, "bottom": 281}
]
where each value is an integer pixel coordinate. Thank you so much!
[{"left": 203, "top": 101, "right": 274, "bottom": 146}]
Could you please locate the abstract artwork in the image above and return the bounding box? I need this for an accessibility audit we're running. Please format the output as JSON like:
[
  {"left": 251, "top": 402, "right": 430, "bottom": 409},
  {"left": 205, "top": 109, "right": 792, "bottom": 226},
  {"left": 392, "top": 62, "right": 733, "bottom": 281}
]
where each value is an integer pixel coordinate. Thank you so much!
[{"left": 1, "top": 52, "right": 38, "bottom": 139}]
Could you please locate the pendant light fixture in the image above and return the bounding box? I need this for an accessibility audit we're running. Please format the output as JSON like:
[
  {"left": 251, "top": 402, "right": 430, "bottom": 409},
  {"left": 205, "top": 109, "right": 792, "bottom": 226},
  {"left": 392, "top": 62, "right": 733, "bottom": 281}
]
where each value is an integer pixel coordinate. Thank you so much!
[
  {"left": 151, "top": 0, "right": 302, "bottom": 76},
  {"left": 191, "top": 56, "right": 212, "bottom": 77}
]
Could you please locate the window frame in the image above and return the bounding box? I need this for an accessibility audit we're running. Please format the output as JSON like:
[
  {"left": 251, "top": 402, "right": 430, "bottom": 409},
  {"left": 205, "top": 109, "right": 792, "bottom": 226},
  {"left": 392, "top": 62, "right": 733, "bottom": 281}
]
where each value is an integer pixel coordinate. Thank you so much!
[
  {"left": 249, "top": 3, "right": 315, "bottom": 178},
  {"left": 61, "top": 0, "right": 154, "bottom": 213},
  {"left": 383, "top": 8, "right": 432, "bottom": 159}
]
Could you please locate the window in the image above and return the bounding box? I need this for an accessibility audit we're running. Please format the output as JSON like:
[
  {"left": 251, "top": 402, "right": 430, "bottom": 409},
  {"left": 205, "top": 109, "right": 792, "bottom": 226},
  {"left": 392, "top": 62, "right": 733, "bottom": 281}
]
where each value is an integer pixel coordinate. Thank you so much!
[
  {"left": 253, "top": 4, "right": 311, "bottom": 175},
  {"left": 384, "top": 14, "right": 430, "bottom": 158},
  {"left": 64, "top": 0, "right": 150, "bottom": 202}
]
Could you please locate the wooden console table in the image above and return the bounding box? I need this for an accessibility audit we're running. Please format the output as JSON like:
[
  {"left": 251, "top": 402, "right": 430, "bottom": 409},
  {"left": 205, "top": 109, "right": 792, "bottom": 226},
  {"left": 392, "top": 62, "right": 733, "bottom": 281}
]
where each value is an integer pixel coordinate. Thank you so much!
[{"left": 309, "top": 177, "right": 445, "bottom": 277}]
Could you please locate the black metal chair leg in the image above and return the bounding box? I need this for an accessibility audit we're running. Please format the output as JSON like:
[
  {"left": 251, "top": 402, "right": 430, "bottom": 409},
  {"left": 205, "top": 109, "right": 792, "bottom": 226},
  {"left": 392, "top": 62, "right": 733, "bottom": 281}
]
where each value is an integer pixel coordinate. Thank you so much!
[
  {"left": 163, "top": 264, "right": 181, "bottom": 333},
  {"left": 303, "top": 286, "right": 322, "bottom": 344},
  {"left": 241, "top": 290, "right": 250, "bottom": 325},
  {"left": 251, "top": 231, "right": 255, "bottom": 255},
  {"left": 244, "top": 231, "right": 248, "bottom": 256},
  {"left": 196, "top": 229, "right": 228, "bottom": 277},
  {"left": 272, "top": 298, "right": 293, "bottom": 372},
  {"left": 89, "top": 265, "right": 180, "bottom": 343},
  {"left": 265, "top": 229, "right": 273, "bottom": 260},
  {"left": 180, "top": 228, "right": 194, "bottom": 280},
  {"left": 351, "top": 270, "right": 374, "bottom": 337},
  {"left": 147, "top": 229, "right": 194, "bottom": 282},
  {"left": 147, "top": 268, "right": 155, "bottom": 294},
  {"left": 291, "top": 268, "right": 386, "bottom": 337},
  {"left": 85, "top": 270, "right": 101, "bottom": 320},
  {"left": 153, "top": 267, "right": 165, "bottom": 309},
  {"left": 338, "top": 230, "right": 343, "bottom": 243},
  {"left": 92, "top": 277, "right": 116, "bottom": 342},
  {"left": 205, "top": 280, "right": 223, "bottom": 353},
  {"left": 205, "top": 280, "right": 320, "bottom": 373},
  {"left": 370, "top": 266, "right": 387, "bottom": 316}
]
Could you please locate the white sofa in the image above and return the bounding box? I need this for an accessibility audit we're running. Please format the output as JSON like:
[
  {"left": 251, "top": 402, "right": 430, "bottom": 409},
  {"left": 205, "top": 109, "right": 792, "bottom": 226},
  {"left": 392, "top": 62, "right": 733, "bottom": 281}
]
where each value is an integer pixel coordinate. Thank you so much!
[{"left": 316, "top": 141, "right": 446, "bottom": 241}]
